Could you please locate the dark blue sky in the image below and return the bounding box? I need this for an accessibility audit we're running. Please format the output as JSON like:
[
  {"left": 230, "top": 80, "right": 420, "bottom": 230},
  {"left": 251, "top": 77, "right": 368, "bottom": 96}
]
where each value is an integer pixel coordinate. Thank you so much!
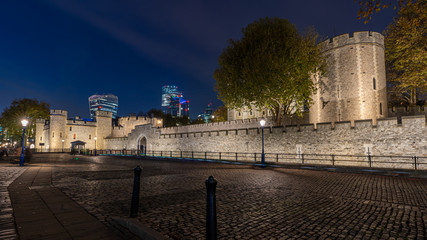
[{"left": 0, "top": 0, "right": 396, "bottom": 119}]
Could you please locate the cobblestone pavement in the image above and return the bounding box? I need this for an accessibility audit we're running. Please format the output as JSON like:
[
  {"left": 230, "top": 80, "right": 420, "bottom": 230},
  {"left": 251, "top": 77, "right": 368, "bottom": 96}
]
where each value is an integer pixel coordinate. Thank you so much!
[
  {"left": 0, "top": 164, "right": 27, "bottom": 240},
  {"left": 30, "top": 154, "right": 427, "bottom": 239}
]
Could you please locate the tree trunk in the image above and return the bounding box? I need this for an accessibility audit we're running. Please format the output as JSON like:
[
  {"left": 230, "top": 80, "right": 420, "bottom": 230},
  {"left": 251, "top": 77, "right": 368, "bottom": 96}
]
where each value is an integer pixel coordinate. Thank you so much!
[{"left": 410, "top": 87, "right": 417, "bottom": 105}]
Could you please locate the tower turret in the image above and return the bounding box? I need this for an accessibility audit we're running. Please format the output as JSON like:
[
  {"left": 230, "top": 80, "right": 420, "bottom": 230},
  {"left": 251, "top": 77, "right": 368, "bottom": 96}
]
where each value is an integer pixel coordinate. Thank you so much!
[{"left": 310, "top": 31, "right": 388, "bottom": 124}]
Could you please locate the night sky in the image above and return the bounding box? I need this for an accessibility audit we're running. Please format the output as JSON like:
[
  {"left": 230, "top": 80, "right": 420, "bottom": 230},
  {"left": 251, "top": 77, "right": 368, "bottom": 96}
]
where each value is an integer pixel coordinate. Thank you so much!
[{"left": 0, "top": 0, "right": 396, "bottom": 119}]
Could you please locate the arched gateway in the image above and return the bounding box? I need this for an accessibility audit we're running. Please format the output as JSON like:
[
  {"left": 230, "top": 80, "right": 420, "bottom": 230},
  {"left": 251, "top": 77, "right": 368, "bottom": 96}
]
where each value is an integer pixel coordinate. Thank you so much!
[{"left": 137, "top": 136, "right": 147, "bottom": 155}]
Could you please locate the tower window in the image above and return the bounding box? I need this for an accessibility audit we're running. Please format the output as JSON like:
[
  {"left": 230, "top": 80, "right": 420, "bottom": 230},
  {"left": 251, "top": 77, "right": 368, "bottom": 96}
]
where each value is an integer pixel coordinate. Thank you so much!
[
  {"left": 70, "top": 127, "right": 72, "bottom": 131},
  {"left": 60, "top": 132, "right": 62, "bottom": 138},
  {"left": 373, "top": 77, "right": 376, "bottom": 90},
  {"left": 238, "top": 112, "right": 241, "bottom": 116},
  {"left": 52, "top": 132, "right": 54, "bottom": 138},
  {"left": 40, "top": 137, "right": 42, "bottom": 141},
  {"left": 89, "top": 135, "right": 91, "bottom": 139},
  {"left": 380, "top": 103, "right": 383, "bottom": 115}
]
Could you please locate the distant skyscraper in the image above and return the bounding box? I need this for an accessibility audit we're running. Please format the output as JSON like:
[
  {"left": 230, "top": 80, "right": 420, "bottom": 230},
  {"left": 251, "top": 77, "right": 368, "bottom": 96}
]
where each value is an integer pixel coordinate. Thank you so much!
[
  {"left": 89, "top": 94, "right": 118, "bottom": 118},
  {"left": 162, "top": 85, "right": 189, "bottom": 116},
  {"left": 197, "top": 104, "right": 213, "bottom": 122}
]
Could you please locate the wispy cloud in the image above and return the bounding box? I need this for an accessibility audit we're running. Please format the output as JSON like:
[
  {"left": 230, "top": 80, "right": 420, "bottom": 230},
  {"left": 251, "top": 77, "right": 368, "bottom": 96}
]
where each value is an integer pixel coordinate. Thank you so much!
[{"left": 45, "top": 0, "right": 215, "bottom": 84}]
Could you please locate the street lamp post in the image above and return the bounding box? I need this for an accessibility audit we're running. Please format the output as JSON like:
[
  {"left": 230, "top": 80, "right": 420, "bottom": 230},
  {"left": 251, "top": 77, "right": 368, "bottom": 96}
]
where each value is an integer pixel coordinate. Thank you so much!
[
  {"left": 19, "top": 119, "right": 29, "bottom": 167},
  {"left": 62, "top": 139, "right": 64, "bottom": 153},
  {"left": 259, "top": 118, "right": 266, "bottom": 168},
  {"left": 94, "top": 137, "right": 97, "bottom": 156}
]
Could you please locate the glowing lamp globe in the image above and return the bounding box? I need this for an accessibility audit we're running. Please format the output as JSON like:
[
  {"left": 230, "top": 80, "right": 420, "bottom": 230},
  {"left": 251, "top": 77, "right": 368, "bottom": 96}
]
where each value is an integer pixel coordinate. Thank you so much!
[{"left": 21, "top": 119, "right": 29, "bottom": 127}]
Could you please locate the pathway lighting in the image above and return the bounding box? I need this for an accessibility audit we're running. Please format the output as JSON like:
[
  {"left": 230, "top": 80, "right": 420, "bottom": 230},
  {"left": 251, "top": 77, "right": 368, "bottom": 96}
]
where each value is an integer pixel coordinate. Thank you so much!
[
  {"left": 259, "top": 118, "right": 266, "bottom": 168},
  {"left": 19, "top": 119, "right": 29, "bottom": 166}
]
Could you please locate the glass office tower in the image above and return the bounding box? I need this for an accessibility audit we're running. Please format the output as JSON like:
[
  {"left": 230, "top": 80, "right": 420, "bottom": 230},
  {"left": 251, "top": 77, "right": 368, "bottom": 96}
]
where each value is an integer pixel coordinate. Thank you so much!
[
  {"left": 89, "top": 94, "right": 119, "bottom": 118},
  {"left": 162, "top": 85, "right": 187, "bottom": 116}
]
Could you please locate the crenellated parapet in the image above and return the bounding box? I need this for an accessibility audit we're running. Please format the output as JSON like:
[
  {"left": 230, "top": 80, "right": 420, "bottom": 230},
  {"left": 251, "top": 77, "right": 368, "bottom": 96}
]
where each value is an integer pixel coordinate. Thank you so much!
[
  {"left": 156, "top": 115, "right": 427, "bottom": 137},
  {"left": 319, "top": 31, "right": 384, "bottom": 53}
]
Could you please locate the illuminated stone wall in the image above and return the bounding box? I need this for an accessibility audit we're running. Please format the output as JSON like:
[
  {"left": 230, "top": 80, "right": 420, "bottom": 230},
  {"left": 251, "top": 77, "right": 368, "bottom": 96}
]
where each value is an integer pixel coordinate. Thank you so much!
[{"left": 105, "top": 115, "right": 427, "bottom": 168}]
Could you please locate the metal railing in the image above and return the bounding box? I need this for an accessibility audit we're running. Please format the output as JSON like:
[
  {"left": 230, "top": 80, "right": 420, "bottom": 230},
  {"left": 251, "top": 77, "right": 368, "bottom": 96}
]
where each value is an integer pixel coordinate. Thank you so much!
[{"left": 93, "top": 149, "right": 426, "bottom": 171}]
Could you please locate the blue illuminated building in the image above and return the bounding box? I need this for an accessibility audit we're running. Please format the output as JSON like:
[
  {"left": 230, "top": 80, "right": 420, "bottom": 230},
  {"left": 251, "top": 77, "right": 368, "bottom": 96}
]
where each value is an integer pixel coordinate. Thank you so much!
[
  {"left": 161, "top": 85, "right": 189, "bottom": 117},
  {"left": 89, "top": 94, "right": 119, "bottom": 119}
]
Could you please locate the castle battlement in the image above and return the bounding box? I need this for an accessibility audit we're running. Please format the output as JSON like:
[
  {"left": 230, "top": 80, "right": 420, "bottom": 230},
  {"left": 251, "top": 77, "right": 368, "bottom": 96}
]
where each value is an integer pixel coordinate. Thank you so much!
[
  {"left": 66, "top": 119, "right": 97, "bottom": 126},
  {"left": 95, "top": 111, "right": 113, "bottom": 118},
  {"left": 157, "top": 115, "right": 427, "bottom": 137},
  {"left": 160, "top": 117, "right": 271, "bottom": 135},
  {"left": 50, "top": 109, "right": 67, "bottom": 116},
  {"left": 320, "top": 31, "right": 384, "bottom": 52}
]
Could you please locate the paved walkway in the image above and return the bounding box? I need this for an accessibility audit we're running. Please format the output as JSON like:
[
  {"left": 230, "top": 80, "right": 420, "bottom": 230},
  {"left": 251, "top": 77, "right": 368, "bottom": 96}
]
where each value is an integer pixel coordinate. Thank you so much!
[
  {"left": 0, "top": 164, "right": 27, "bottom": 240},
  {"left": 2, "top": 154, "right": 427, "bottom": 239},
  {"left": 6, "top": 165, "right": 124, "bottom": 240}
]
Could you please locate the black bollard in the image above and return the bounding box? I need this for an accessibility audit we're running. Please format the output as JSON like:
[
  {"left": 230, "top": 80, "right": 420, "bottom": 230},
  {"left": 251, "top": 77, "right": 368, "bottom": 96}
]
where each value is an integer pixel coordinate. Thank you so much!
[
  {"left": 130, "top": 166, "right": 142, "bottom": 218},
  {"left": 205, "top": 176, "right": 217, "bottom": 240}
]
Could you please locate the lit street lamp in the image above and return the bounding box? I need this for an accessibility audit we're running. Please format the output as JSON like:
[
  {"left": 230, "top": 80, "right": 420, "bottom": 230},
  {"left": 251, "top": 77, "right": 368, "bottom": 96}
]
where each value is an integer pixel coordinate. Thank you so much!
[
  {"left": 94, "top": 136, "right": 97, "bottom": 156},
  {"left": 19, "top": 119, "right": 29, "bottom": 167},
  {"left": 62, "top": 139, "right": 64, "bottom": 152},
  {"left": 259, "top": 118, "right": 266, "bottom": 168}
]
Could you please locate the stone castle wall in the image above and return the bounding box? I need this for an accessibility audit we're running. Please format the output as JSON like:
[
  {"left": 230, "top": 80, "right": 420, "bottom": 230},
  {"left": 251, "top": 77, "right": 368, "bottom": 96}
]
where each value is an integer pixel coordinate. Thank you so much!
[
  {"left": 104, "top": 115, "right": 427, "bottom": 169},
  {"left": 111, "top": 116, "right": 162, "bottom": 138}
]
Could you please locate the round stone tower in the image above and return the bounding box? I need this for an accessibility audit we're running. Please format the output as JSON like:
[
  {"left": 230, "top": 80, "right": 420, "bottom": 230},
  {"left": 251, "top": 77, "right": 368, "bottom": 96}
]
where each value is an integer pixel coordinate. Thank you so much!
[
  {"left": 309, "top": 31, "right": 387, "bottom": 124},
  {"left": 49, "top": 109, "right": 67, "bottom": 150}
]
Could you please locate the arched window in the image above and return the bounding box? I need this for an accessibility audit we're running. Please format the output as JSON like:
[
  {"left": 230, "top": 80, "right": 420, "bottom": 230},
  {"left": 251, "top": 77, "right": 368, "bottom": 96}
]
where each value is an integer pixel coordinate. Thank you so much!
[{"left": 373, "top": 77, "right": 376, "bottom": 90}]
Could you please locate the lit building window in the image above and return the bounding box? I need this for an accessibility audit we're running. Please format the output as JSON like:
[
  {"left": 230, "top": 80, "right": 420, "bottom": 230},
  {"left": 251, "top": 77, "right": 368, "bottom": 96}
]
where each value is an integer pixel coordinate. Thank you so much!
[{"left": 73, "top": 134, "right": 76, "bottom": 139}]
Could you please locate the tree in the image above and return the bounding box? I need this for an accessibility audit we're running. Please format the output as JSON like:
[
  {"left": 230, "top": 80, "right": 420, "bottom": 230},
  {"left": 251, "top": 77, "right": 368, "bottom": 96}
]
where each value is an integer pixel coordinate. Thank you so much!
[
  {"left": 212, "top": 106, "right": 228, "bottom": 122},
  {"left": 385, "top": 0, "right": 426, "bottom": 105},
  {"left": 146, "top": 108, "right": 165, "bottom": 118},
  {"left": 163, "top": 114, "right": 191, "bottom": 127},
  {"left": 214, "top": 17, "right": 325, "bottom": 126},
  {"left": 0, "top": 99, "right": 50, "bottom": 144},
  {"left": 355, "top": 0, "right": 412, "bottom": 23},
  {"left": 191, "top": 118, "right": 205, "bottom": 125}
]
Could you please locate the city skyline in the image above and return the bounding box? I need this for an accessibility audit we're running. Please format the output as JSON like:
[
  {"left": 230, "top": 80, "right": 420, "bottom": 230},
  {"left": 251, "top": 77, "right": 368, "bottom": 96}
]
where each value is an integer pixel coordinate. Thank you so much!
[{"left": 0, "top": 0, "right": 396, "bottom": 119}]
